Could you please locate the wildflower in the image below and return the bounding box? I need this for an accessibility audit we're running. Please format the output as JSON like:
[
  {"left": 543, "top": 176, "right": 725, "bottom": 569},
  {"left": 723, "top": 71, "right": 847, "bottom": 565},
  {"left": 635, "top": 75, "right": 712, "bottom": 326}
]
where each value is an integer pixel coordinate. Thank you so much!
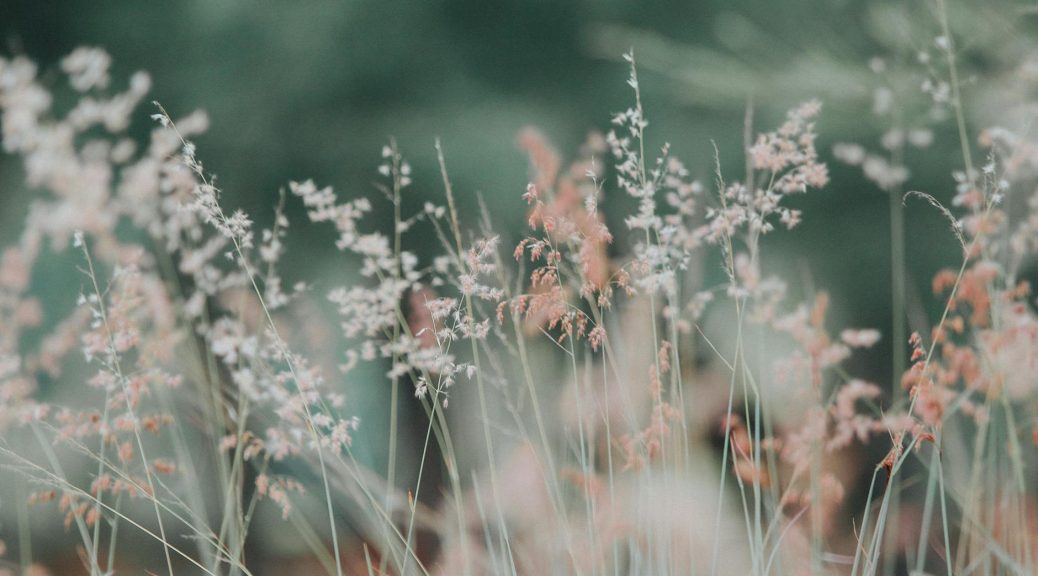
[
  {"left": 840, "top": 329, "right": 881, "bottom": 348},
  {"left": 61, "top": 47, "right": 111, "bottom": 92}
]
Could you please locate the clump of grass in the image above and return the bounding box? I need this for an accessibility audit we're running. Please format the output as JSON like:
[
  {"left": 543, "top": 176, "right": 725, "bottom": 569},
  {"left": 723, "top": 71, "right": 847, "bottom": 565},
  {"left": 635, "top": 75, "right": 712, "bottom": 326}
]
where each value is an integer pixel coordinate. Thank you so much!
[{"left": 1, "top": 4, "right": 1037, "bottom": 575}]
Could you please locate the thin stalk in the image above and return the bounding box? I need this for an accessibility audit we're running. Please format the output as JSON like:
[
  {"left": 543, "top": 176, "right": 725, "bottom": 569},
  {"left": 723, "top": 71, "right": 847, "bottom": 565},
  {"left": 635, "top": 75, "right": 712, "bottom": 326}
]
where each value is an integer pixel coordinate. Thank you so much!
[
  {"left": 436, "top": 139, "right": 512, "bottom": 575},
  {"left": 80, "top": 242, "right": 174, "bottom": 576},
  {"left": 913, "top": 449, "right": 941, "bottom": 574},
  {"left": 17, "top": 483, "right": 31, "bottom": 574},
  {"left": 156, "top": 106, "right": 345, "bottom": 576},
  {"left": 935, "top": 445, "right": 953, "bottom": 576},
  {"left": 383, "top": 141, "right": 404, "bottom": 576}
]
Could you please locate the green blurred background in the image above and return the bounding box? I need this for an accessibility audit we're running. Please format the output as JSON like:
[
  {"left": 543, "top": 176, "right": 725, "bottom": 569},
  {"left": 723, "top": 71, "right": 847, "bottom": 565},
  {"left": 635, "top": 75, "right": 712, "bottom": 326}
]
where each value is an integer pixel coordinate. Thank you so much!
[
  {"left": 4, "top": 0, "right": 996, "bottom": 338},
  {"left": 7, "top": 0, "right": 1029, "bottom": 385}
]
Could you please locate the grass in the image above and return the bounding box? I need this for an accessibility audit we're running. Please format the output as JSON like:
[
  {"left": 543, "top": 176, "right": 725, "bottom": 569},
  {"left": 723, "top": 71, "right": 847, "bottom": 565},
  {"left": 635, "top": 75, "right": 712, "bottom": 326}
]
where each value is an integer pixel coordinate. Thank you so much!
[{"left": 0, "top": 5, "right": 1037, "bottom": 575}]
